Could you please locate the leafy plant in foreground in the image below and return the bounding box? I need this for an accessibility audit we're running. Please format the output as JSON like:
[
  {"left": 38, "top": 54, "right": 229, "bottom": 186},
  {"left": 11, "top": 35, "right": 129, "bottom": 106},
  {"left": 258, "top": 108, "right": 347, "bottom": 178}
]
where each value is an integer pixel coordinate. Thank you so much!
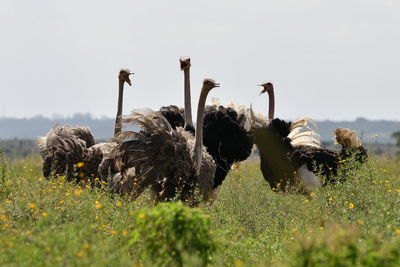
[
  {"left": 287, "top": 225, "right": 400, "bottom": 267},
  {"left": 130, "top": 202, "right": 217, "bottom": 267}
]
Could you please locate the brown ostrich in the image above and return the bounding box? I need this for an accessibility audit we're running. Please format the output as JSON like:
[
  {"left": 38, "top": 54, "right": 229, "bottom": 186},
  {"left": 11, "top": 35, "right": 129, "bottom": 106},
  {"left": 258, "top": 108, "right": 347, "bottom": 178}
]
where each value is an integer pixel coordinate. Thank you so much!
[
  {"left": 108, "top": 78, "right": 220, "bottom": 203},
  {"left": 37, "top": 70, "right": 133, "bottom": 181}
]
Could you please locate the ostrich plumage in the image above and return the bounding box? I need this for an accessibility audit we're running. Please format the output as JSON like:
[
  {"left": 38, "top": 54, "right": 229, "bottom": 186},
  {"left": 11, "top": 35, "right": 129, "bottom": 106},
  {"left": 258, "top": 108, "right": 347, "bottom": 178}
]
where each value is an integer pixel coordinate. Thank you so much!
[
  {"left": 252, "top": 82, "right": 367, "bottom": 191},
  {"left": 107, "top": 79, "right": 220, "bottom": 203},
  {"left": 158, "top": 57, "right": 253, "bottom": 192},
  {"left": 37, "top": 70, "right": 133, "bottom": 182},
  {"left": 37, "top": 125, "right": 103, "bottom": 181}
]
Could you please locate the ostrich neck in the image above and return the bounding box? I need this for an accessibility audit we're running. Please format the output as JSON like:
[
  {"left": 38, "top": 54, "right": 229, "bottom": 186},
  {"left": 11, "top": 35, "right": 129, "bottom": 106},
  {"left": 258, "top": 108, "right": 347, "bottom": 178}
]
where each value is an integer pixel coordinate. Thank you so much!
[
  {"left": 193, "top": 88, "right": 209, "bottom": 171},
  {"left": 183, "top": 68, "right": 193, "bottom": 128},
  {"left": 114, "top": 79, "right": 124, "bottom": 135},
  {"left": 267, "top": 90, "right": 275, "bottom": 120}
]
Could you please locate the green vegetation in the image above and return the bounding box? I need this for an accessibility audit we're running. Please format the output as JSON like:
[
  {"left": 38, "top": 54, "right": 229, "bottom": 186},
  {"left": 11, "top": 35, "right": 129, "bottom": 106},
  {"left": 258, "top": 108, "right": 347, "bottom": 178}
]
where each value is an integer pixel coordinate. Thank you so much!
[
  {"left": 0, "top": 155, "right": 399, "bottom": 266},
  {"left": 132, "top": 202, "right": 217, "bottom": 266}
]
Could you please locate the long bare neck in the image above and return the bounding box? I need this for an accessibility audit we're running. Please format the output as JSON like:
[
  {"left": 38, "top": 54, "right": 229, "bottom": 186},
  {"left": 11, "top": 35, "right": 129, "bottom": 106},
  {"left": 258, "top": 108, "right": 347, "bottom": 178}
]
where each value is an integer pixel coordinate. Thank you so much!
[
  {"left": 267, "top": 89, "right": 275, "bottom": 120},
  {"left": 193, "top": 87, "right": 209, "bottom": 170},
  {"left": 114, "top": 79, "right": 124, "bottom": 135},
  {"left": 183, "top": 68, "right": 193, "bottom": 128}
]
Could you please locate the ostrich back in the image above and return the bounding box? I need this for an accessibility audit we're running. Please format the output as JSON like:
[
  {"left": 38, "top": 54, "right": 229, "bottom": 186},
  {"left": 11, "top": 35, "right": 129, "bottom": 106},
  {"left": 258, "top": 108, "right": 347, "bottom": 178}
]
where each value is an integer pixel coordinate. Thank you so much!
[
  {"left": 110, "top": 110, "right": 215, "bottom": 202},
  {"left": 159, "top": 105, "right": 185, "bottom": 129},
  {"left": 42, "top": 134, "right": 103, "bottom": 182},
  {"left": 37, "top": 124, "right": 95, "bottom": 160},
  {"left": 203, "top": 105, "right": 254, "bottom": 188}
]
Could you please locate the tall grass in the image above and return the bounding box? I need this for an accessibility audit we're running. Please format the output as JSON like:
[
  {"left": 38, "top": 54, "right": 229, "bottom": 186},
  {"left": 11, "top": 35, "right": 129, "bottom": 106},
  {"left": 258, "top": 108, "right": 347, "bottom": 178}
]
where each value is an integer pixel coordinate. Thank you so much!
[{"left": 0, "top": 155, "right": 399, "bottom": 266}]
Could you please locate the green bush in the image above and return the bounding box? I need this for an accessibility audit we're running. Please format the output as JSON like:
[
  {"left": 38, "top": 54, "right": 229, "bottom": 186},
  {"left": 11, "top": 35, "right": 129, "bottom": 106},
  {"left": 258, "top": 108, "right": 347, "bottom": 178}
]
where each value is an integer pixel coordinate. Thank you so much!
[
  {"left": 0, "top": 152, "right": 7, "bottom": 183},
  {"left": 130, "top": 202, "right": 217, "bottom": 267},
  {"left": 287, "top": 225, "right": 400, "bottom": 267}
]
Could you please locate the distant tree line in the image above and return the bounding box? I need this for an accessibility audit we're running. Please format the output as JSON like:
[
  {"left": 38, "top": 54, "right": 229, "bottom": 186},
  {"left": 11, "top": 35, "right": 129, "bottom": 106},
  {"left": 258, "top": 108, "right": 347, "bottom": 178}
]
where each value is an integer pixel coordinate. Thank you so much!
[{"left": 392, "top": 131, "right": 400, "bottom": 146}]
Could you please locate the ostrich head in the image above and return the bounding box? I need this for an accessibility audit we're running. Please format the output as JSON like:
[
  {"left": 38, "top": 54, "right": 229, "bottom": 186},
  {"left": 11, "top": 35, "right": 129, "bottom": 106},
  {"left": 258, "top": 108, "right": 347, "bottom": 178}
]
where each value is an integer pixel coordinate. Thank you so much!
[
  {"left": 180, "top": 57, "right": 191, "bottom": 70},
  {"left": 202, "top": 78, "right": 220, "bottom": 92},
  {"left": 118, "top": 69, "right": 134, "bottom": 86},
  {"left": 258, "top": 82, "right": 274, "bottom": 95}
]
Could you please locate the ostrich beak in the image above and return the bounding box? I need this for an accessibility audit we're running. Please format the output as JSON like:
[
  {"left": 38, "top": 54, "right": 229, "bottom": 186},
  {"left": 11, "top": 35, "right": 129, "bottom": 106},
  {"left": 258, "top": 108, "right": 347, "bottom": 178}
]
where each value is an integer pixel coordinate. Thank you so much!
[
  {"left": 258, "top": 85, "right": 268, "bottom": 95},
  {"left": 125, "top": 73, "right": 134, "bottom": 86},
  {"left": 214, "top": 83, "right": 220, "bottom": 87}
]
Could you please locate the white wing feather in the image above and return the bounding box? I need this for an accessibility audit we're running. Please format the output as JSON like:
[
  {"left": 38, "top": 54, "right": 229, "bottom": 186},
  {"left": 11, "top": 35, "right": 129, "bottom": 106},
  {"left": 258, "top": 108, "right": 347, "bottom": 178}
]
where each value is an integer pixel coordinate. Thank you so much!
[{"left": 289, "top": 118, "right": 321, "bottom": 147}]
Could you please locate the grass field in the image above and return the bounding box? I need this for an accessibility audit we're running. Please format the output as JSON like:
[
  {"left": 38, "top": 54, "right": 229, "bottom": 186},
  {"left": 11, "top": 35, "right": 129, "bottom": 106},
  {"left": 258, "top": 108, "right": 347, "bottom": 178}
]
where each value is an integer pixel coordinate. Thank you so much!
[{"left": 0, "top": 153, "right": 399, "bottom": 266}]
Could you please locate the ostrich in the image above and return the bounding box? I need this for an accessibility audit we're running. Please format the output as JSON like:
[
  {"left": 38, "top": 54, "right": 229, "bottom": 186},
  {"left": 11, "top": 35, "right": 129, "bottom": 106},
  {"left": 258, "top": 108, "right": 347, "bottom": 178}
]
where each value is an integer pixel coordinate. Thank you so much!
[
  {"left": 37, "top": 69, "right": 133, "bottom": 181},
  {"left": 159, "top": 57, "right": 253, "bottom": 197},
  {"left": 251, "top": 82, "right": 367, "bottom": 191},
  {"left": 108, "top": 78, "right": 220, "bottom": 203},
  {"left": 159, "top": 56, "right": 194, "bottom": 132}
]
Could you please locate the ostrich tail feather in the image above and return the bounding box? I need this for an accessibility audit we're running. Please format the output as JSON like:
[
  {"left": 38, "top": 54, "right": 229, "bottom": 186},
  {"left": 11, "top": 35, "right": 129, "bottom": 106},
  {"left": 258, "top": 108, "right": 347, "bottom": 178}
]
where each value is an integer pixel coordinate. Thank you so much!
[
  {"left": 36, "top": 136, "right": 48, "bottom": 159},
  {"left": 249, "top": 105, "right": 270, "bottom": 128},
  {"left": 334, "top": 128, "right": 362, "bottom": 148},
  {"left": 122, "top": 109, "right": 172, "bottom": 134}
]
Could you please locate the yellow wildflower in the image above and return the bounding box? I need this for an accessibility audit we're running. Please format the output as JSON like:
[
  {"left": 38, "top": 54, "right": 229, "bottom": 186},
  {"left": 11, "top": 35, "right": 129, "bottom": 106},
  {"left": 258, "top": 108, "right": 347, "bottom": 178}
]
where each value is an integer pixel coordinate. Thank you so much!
[
  {"left": 76, "top": 251, "right": 84, "bottom": 257},
  {"left": 28, "top": 203, "right": 37, "bottom": 209},
  {"left": 76, "top": 162, "right": 85, "bottom": 168},
  {"left": 122, "top": 230, "right": 128, "bottom": 236},
  {"left": 303, "top": 199, "right": 309, "bottom": 203},
  {"left": 95, "top": 201, "right": 102, "bottom": 209},
  {"left": 23, "top": 231, "right": 31, "bottom": 236},
  {"left": 234, "top": 260, "right": 244, "bottom": 267},
  {"left": 74, "top": 189, "right": 83, "bottom": 195},
  {"left": 116, "top": 201, "right": 123, "bottom": 207},
  {"left": 328, "top": 197, "right": 334, "bottom": 201},
  {"left": 138, "top": 213, "right": 146, "bottom": 219},
  {"left": 38, "top": 177, "right": 44, "bottom": 181},
  {"left": 349, "top": 203, "right": 355, "bottom": 209},
  {"left": 396, "top": 229, "right": 400, "bottom": 235},
  {"left": 357, "top": 220, "right": 364, "bottom": 225},
  {"left": 41, "top": 212, "right": 48, "bottom": 217},
  {"left": 65, "top": 193, "right": 71, "bottom": 196},
  {"left": 83, "top": 243, "right": 90, "bottom": 249},
  {"left": 108, "top": 229, "right": 117, "bottom": 235}
]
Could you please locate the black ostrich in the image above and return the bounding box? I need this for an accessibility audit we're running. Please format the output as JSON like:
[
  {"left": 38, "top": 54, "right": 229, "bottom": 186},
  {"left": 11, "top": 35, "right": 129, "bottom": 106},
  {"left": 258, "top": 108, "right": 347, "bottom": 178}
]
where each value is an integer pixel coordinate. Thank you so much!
[
  {"left": 251, "top": 82, "right": 367, "bottom": 192},
  {"left": 159, "top": 57, "right": 253, "bottom": 197}
]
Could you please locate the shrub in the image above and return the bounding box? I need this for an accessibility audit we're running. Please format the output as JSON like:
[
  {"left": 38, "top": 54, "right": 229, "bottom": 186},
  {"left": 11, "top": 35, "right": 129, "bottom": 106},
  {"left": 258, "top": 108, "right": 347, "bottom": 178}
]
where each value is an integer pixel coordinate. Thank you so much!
[
  {"left": 287, "top": 225, "right": 400, "bottom": 267},
  {"left": 0, "top": 152, "right": 7, "bottom": 183},
  {"left": 130, "top": 202, "right": 217, "bottom": 267}
]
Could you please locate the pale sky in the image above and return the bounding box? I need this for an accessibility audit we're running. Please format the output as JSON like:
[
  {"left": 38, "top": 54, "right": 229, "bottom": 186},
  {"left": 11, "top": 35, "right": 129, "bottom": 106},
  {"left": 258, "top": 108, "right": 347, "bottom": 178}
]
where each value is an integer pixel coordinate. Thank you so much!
[{"left": 1, "top": 0, "right": 399, "bottom": 121}]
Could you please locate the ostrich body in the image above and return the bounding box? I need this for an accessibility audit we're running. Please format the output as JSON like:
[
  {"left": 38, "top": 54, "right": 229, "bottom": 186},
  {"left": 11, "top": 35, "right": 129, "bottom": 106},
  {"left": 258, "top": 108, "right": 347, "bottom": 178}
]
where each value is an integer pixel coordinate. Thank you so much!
[
  {"left": 37, "top": 70, "right": 133, "bottom": 181},
  {"left": 159, "top": 57, "right": 253, "bottom": 193},
  {"left": 109, "top": 79, "right": 220, "bottom": 202},
  {"left": 252, "top": 82, "right": 367, "bottom": 191}
]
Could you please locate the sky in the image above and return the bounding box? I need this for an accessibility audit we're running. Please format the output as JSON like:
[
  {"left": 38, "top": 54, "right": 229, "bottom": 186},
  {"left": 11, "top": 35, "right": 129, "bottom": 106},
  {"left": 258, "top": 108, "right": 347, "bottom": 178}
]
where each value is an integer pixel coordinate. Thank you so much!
[{"left": 1, "top": 0, "right": 399, "bottom": 121}]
